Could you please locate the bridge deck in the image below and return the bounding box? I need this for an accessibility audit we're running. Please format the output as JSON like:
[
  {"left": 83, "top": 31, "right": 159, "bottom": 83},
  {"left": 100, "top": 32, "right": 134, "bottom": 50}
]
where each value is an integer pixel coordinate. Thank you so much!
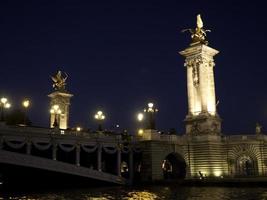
[{"left": 0, "top": 150, "right": 126, "bottom": 185}]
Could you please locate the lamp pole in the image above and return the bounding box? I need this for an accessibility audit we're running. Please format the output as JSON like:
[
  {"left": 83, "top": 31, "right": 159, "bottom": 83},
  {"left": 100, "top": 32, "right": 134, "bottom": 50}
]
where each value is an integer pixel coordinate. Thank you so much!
[
  {"left": 22, "top": 99, "right": 30, "bottom": 125},
  {"left": 50, "top": 105, "right": 62, "bottom": 128},
  {"left": 0, "top": 97, "right": 11, "bottom": 121},
  {"left": 144, "top": 102, "right": 158, "bottom": 129},
  {"left": 94, "top": 110, "right": 105, "bottom": 131},
  {"left": 137, "top": 112, "right": 144, "bottom": 136}
]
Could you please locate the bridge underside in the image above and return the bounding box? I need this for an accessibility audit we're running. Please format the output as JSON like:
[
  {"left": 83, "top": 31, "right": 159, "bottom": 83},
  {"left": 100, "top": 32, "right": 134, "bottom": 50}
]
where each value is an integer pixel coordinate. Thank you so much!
[{"left": 0, "top": 150, "right": 126, "bottom": 187}]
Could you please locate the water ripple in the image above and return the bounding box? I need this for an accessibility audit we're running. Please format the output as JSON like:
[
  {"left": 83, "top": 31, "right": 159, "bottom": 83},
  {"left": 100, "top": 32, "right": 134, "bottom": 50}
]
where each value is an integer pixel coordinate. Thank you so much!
[{"left": 2, "top": 186, "right": 267, "bottom": 200}]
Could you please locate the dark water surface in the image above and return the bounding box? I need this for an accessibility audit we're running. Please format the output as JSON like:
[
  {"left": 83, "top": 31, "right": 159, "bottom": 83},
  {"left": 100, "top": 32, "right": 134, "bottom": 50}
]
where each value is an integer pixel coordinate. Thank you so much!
[{"left": 1, "top": 186, "right": 267, "bottom": 200}]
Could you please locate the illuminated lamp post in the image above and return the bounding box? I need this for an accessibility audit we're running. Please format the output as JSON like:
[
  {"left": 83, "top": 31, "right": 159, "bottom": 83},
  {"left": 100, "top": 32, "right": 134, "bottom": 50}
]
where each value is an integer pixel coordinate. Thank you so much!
[
  {"left": 22, "top": 99, "right": 30, "bottom": 125},
  {"left": 94, "top": 110, "right": 105, "bottom": 131},
  {"left": 144, "top": 102, "right": 158, "bottom": 130},
  {"left": 0, "top": 97, "right": 11, "bottom": 121},
  {"left": 137, "top": 112, "right": 144, "bottom": 122},
  {"left": 76, "top": 126, "right": 82, "bottom": 132},
  {"left": 50, "top": 104, "right": 62, "bottom": 128},
  {"left": 137, "top": 112, "right": 144, "bottom": 136}
]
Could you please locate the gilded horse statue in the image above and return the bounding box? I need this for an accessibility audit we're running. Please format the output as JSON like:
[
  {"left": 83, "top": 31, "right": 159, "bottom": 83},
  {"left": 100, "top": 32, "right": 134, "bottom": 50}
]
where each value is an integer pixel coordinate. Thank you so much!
[
  {"left": 182, "top": 14, "right": 211, "bottom": 45},
  {"left": 51, "top": 70, "right": 68, "bottom": 91}
]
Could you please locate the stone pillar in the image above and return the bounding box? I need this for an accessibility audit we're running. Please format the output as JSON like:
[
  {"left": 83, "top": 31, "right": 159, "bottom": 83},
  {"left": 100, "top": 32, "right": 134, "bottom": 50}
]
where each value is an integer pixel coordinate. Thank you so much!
[
  {"left": 117, "top": 147, "right": 121, "bottom": 176},
  {"left": 52, "top": 143, "right": 57, "bottom": 160},
  {"left": 97, "top": 144, "right": 102, "bottom": 171},
  {"left": 48, "top": 91, "right": 73, "bottom": 130},
  {"left": 26, "top": 141, "right": 31, "bottom": 155},
  {"left": 180, "top": 44, "right": 221, "bottom": 135},
  {"left": 129, "top": 148, "right": 134, "bottom": 184},
  {"left": 76, "top": 144, "right": 80, "bottom": 166}
]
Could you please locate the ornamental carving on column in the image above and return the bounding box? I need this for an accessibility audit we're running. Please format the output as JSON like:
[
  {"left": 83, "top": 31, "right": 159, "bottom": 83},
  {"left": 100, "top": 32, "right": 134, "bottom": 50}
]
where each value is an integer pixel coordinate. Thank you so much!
[
  {"left": 185, "top": 56, "right": 212, "bottom": 88},
  {"left": 192, "top": 64, "right": 199, "bottom": 87},
  {"left": 191, "top": 122, "right": 200, "bottom": 134},
  {"left": 211, "top": 122, "right": 219, "bottom": 133},
  {"left": 209, "top": 60, "right": 215, "bottom": 68}
]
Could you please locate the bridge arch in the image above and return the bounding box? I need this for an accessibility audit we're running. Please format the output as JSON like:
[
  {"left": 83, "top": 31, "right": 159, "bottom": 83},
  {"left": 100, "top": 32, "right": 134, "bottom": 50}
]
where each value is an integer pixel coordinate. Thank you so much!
[
  {"left": 162, "top": 152, "right": 186, "bottom": 179},
  {"left": 235, "top": 154, "right": 258, "bottom": 176},
  {"left": 228, "top": 144, "right": 260, "bottom": 176}
]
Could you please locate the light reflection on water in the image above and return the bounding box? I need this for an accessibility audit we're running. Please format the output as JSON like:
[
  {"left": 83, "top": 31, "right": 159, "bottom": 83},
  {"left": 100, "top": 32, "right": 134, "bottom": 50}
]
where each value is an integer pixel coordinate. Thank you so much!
[{"left": 2, "top": 186, "right": 267, "bottom": 200}]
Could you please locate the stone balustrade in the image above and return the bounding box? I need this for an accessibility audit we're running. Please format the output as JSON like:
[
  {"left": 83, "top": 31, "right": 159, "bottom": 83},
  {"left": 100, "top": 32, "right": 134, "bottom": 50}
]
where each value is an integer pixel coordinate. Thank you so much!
[{"left": 0, "top": 124, "right": 141, "bottom": 184}]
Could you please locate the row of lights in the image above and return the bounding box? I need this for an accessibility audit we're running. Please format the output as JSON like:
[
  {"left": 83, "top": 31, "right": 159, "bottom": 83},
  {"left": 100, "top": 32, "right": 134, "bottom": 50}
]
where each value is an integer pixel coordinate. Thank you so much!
[
  {"left": 74, "top": 103, "right": 157, "bottom": 133},
  {"left": 1, "top": 97, "right": 157, "bottom": 134},
  {"left": 49, "top": 104, "right": 107, "bottom": 131},
  {"left": 0, "top": 97, "right": 30, "bottom": 109},
  {"left": 0, "top": 97, "right": 30, "bottom": 122},
  {"left": 50, "top": 103, "right": 158, "bottom": 135}
]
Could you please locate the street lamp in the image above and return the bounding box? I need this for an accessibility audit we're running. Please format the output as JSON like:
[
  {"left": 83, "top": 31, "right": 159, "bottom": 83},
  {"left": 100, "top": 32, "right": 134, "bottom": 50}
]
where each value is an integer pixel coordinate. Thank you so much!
[
  {"left": 0, "top": 97, "right": 11, "bottom": 121},
  {"left": 76, "top": 126, "right": 82, "bottom": 132},
  {"left": 94, "top": 110, "right": 105, "bottom": 131},
  {"left": 144, "top": 102, "right": 158, "bottom": 129},
  {"left": 137, "top": 112, "right": 144, "bottom": 122},
  {"left": 50, "top": 104, "right": 62, "bottom": 128},
  {"left": 136, "top": 112, "right": 145, "bottom": 136},
  {"left": 22, "top": 99, "right": 30, "bottom": 125},
  {"left": 138, "top": 129, "right": 144, "bottom": 136}
]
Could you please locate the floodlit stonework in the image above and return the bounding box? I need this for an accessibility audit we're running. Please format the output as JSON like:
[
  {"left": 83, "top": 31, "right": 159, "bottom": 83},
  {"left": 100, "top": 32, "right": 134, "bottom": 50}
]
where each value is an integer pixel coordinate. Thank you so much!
[
  {"left": 48, "top": 91, "right": 73, "bottom": 130},
  {"left": 180, "top": 44, "right": 221, "bottom": 135},
  {"left": 48, "top": 70, "right": 73, "bottom": 130}
]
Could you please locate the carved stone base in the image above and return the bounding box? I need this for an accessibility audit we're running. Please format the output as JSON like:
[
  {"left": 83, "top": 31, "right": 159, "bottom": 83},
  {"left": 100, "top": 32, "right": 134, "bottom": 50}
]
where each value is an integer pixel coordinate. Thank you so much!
[{"left": 185, "top": 112, "right": 222, "bottom": 135}]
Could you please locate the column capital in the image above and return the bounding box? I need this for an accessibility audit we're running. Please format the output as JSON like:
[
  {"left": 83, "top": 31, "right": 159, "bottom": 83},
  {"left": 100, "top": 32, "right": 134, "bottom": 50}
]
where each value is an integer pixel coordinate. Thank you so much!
[{"left": 179, "top": 43, "right": 219, "bottom": 58}]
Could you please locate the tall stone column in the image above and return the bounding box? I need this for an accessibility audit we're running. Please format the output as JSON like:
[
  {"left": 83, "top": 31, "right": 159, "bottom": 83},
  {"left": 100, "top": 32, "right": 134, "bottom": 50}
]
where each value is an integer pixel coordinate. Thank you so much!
[
  {"left": 179, "top": 14, "right": 224, "bottom": 135},
  {"left": 180, "top": 44, "right": 221, "bottom": 135},
  {"left": 179, "top": 14, "right": 222, "bottom": 136}
]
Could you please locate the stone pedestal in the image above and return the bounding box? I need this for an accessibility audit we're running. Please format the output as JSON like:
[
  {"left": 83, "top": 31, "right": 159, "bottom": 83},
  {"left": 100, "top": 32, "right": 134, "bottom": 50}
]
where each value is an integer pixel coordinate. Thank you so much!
[
  {"left": 185, "top": 113, "right": 221, "bottom": 135},
  {"left": 48, "top": 91, "right": 73, "bottom": 130}
]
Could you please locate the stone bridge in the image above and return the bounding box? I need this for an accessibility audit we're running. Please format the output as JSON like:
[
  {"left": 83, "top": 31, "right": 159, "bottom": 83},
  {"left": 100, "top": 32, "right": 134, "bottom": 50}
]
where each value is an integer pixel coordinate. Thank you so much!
[
  {"left": 1, "top": 125, "right": 267, "bottom": 185},
  {"left": 0, "top": 125, "right": 142, "bottom": 185}
]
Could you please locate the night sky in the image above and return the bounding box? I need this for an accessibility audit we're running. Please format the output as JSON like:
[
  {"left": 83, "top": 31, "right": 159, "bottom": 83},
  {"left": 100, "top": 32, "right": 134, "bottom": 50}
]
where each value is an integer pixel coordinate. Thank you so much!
[{"left": 0, "top": 1, "right": 266, "bottom": 134}]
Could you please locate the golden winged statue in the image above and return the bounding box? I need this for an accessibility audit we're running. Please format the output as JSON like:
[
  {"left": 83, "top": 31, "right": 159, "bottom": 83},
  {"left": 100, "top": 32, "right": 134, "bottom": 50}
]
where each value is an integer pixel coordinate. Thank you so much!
[
  {"left": 182, "top": 14, "right": 211, "bottom": 45},
  {"left": 51, "top": 70, "right": 68, "bottom": 91}
]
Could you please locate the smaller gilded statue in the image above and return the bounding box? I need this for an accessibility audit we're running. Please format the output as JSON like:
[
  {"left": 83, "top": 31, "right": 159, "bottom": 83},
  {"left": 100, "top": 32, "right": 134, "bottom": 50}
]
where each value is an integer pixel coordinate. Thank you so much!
[
  {"left": 182, "top": 14, "right": 211, "bottom": 45},
  {"left": 51, "top": 70, "right": 68, "bottom": 91}
]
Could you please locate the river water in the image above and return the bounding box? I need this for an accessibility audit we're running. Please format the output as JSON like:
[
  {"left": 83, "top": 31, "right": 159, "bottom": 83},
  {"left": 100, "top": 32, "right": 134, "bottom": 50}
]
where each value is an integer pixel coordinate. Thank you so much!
[{"left": 1, "top": 186, "right": 267, "bottom": 200}]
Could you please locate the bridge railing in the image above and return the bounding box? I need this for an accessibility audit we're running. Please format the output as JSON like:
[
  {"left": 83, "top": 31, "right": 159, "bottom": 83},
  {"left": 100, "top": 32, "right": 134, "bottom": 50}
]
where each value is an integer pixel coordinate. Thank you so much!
[
  {"left": 224, "top": 134, "right": 267, "bottom": 142},
  {"left": 0, "top": 125, "right": 123, "bottom": 143},
  {"left": 159, "top": 134, "right": 185, "bottom": 143}
]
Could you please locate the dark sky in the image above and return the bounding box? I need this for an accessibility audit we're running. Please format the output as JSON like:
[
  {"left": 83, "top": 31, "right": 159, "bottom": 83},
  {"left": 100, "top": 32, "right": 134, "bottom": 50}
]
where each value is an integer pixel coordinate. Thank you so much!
[{"left": 0, "top": 0, "right": 267, "bottom": 134}]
